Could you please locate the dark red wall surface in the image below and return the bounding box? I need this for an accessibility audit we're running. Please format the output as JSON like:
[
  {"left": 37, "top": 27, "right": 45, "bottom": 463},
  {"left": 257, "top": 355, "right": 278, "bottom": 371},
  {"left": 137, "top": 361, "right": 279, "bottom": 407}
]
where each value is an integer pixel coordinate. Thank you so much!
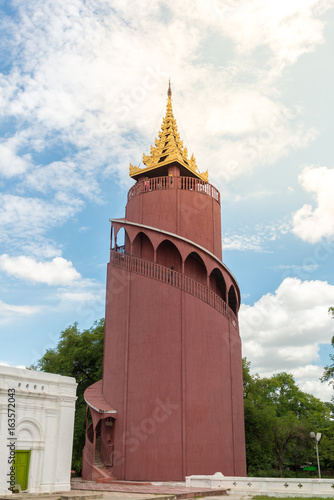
[
  {"left": 83, "top": 175, "right": 246, "bottom": 481},
  {"left": 103, "top": 267, "right": 246, "bottom": 480},
  {"left": 126, "top": 188, "right": 222, "bottom": 259}
]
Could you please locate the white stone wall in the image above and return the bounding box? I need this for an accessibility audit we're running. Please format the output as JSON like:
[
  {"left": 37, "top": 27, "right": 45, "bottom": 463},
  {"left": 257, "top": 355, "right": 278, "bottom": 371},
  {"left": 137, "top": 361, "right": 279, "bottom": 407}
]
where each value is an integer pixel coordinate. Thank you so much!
[
  {"left": 186, "top": 474, "right": 334, "bottom": 498},
  {"left": 0, "top": 366, "right": 77, "bottom": 495}
]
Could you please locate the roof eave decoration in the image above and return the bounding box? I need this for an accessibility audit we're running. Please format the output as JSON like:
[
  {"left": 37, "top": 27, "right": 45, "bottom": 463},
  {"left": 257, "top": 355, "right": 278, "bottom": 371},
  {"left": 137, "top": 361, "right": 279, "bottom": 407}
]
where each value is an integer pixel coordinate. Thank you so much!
[{"left": 129, "top": 83, "right": 209, "bottom": 183}]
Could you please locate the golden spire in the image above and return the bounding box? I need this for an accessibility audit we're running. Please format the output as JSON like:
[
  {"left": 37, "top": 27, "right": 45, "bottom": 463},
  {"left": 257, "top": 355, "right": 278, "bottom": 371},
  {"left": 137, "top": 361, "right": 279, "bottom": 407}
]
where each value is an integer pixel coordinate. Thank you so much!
[{"left": 129, "top": 83, "right": 208, "bottom": 182}]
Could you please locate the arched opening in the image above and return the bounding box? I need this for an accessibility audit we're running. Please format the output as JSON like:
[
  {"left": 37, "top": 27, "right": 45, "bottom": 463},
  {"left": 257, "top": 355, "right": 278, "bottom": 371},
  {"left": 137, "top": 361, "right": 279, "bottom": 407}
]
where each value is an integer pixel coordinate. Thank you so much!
[
  {"left": 209, "top": 268, "right": 226, "bottom": 301},
  {"left": 228, "top": 285, "right": 238, "bottom": 315},
  {"left": 16, "top": 417, "right": 44, "bottom": 491},
  {"left": 101, "top": 417, "right": 116, "bottom": 467},
  {"left": 132, "top": 232, "right": 154, "bottom": 261},
  {"left": 115, "top": 227, "right": 130, "bottom": 255},
  {"left": 156, "top": 240, "right": 182, "bottom": 273},
  {"left": 184, "top": 252, "right": 207, "bottom": 286}
]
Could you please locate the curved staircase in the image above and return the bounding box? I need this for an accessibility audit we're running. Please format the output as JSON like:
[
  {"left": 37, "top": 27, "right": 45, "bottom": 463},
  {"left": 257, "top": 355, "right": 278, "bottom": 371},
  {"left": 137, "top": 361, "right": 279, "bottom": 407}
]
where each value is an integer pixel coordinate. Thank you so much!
[{"left": 92, "top": 437, "right": 117, "bottom": 483}]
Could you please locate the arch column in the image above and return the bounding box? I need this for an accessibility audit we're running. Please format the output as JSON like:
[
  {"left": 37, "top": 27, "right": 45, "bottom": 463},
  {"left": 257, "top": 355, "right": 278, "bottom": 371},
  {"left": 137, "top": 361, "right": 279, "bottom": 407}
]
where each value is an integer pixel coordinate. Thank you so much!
[{"left": 112, "top": 225, "right": 116, "bottom": 251}]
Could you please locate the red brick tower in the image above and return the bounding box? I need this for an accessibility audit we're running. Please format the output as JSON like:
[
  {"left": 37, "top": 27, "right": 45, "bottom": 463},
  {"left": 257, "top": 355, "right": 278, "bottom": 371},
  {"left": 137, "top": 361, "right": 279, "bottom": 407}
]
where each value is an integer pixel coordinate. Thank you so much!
[{"left": 82, "top": 84, "right": 246, "bottom": 481}]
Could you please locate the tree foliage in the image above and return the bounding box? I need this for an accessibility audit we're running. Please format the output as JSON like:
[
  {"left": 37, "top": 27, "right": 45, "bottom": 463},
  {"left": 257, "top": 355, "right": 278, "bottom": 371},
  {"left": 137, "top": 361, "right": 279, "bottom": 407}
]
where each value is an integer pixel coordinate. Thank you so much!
[
  {"left": 321, "top": 307, "right": 334, "bottom": 386},
  {"left": 31, "top": 319, "right": 104, "bottom": 473},
  {"left": 243, "top": 359, "right": 332, "bottom": 476}
]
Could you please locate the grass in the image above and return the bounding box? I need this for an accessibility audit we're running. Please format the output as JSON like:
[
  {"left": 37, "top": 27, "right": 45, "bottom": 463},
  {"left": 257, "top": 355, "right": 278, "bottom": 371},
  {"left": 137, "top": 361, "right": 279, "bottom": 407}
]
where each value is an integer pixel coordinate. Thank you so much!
[{"left": 252, "top": 497, "right": 334, "bottom": 500}]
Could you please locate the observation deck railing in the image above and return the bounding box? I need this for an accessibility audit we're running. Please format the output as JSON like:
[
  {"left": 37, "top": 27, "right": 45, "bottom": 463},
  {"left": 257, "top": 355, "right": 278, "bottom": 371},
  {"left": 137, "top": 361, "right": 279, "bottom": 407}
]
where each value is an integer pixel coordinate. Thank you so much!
[
  {"left": 127, "top": 176, "right": 220, "bottom": 204},
  {"left": 110, "top": 250, "right": 237, "bottom": 325},
  {"left": 83, "top": 423, "right": 94, "bottom": 466}
]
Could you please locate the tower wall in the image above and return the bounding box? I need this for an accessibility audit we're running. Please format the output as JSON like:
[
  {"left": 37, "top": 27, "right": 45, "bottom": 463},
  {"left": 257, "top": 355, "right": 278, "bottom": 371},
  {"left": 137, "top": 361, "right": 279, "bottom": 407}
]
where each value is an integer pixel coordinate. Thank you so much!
[
  {"left": 126, "top": 184, "right": 222, "bottom": 258},
  {"left": 102, "top": 265, "right": 246, "bottom": 480},
  {"left": 183, "top": 292, "right": 245, "bottom": 477},
  {"left": 103, "top": 268, "right": 183, "bottom": 480}
]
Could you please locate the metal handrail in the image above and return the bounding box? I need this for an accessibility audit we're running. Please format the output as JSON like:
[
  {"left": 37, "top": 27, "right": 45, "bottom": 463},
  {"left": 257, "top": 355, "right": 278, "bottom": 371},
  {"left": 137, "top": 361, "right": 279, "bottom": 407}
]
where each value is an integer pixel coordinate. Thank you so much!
[
  {"left": 83, "top": 423, "right": 95, "bottom": 466},
  {"left": 109, "top": 251, "right": 238, "bottom": 325},
  {"left": 127, "top": 176, "right": 220, "bottom": 205}
]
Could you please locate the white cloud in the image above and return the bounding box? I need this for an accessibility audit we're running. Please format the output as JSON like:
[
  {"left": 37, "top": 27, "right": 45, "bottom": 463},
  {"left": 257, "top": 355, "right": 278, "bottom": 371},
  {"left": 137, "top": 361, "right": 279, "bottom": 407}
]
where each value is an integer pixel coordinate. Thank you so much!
[
  {"left": 223, "top": 233, "right": 267, "bottom": 252},
  {"left": 56, "top": 279, "right": 106, "bottom": 325},
  {"left": 0, "top": 0, "right": 328, "bottom": 198},
  {"left": 165, "top": 0, "right": 331, "bottom": 68},
  {"left": 240, "top": 277, "right": 334, "bottom": 400},
  {"left": 223, "top": 219, "right": 291, "bottom": 252},
  {"left": 57, "top": 278, "right": 105, "bottom": 305},
  {"left": 0, "top": 254, "right": 81, "bottom": 286},
  {"left": 290, "top": 364, "right": 333, "bottom": 401},
  {"left": 233, "top": 189, "right": 276, "bottom": 202},
  {"left": 0, "top": 299, "right": 41, "bottom": 317},
  {"left": 0, "top": 136, "right": 31, "bottom": 177},
  {"left": 292, "top": 166, "right": 334, "bottom": 243},
  {"left": 59, "top": 291, "right": 99, "bottom": 303},
  {"left": 276, "top": 263, "right": 319, "bottom": 272},
  {"left": 0, "top": 194, "right": 83, "bottom": 242},
  {"left": 218, "top": 0, "right": 329, "bottom": 66},
  {"left": 21, "top": 241, "right": 63, "bottom": 259},
  {"left": 24, "top": 160, "right": 101, "bottom": 200},
  {"left": 206, "top": 92, "right": 285, "bottom": 137},
  {"left": 186, "top": 88, "right": 319, "bottom": 184}
]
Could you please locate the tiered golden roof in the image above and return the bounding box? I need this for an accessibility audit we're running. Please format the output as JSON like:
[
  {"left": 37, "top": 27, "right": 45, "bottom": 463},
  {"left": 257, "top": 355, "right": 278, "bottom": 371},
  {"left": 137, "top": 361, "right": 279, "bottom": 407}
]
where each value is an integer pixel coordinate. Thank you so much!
[{"left": 130, "top": 82, "right": 208, "bottom": 182}]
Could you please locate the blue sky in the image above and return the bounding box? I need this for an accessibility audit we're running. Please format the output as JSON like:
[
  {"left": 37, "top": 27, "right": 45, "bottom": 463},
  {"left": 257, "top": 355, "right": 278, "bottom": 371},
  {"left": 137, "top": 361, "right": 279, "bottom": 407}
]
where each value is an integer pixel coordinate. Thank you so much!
[{"left": 1, "top": 0, "right": 334, "bottom": 401}]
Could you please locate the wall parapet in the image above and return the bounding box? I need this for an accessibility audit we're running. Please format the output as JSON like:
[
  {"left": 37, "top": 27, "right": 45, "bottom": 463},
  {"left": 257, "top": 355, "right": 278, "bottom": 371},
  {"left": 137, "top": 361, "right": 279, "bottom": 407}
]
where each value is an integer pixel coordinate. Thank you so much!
[
  {"left": 110, "top": 251, "right": 237, "bottom": 325},
  {"left": 127, "top": 175, "right": 220, "bottom": 204},
  {"left": 186, "top": 474, "right": 334, "bottom": 498}
]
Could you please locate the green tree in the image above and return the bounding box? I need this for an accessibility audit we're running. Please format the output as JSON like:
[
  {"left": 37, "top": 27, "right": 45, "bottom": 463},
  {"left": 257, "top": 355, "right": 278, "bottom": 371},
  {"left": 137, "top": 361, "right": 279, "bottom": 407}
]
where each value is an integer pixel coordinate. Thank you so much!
[
  {"left": 318, "top": 418, "right": 334, "bottom": 471},
  {"left": 31, "top": 319, "right": 104, "bottom": 473},
  {"left": 243, "top": 359, "right": 330, "bottom": 477},
  {"left": 243, "top": 359, "right": 276, "bottom": 473},
  {"left": 321, "top": 307, "right": 334, "bottom": 386},
  {"left": 271, "top": 412, "right": 311, "bottom": 477},
  {"left": 320, "top": 306, "right": 334, "bottom": 474}
]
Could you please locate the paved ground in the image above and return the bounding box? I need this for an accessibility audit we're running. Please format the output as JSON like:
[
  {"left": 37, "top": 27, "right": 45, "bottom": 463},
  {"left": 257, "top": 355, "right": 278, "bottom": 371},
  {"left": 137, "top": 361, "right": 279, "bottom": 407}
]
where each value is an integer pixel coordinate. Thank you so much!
[
  {"left": 1, "top": 492, "right": 253, "bottom": 500},
  {"left": 0, "top": 494, "right": 165, "bottom": 500},
  {"left": 70, "top": 480, "right": 228, "bottom": 498},
  {"left": 0, "top": 483, "right": 253, "bottom": 500}
]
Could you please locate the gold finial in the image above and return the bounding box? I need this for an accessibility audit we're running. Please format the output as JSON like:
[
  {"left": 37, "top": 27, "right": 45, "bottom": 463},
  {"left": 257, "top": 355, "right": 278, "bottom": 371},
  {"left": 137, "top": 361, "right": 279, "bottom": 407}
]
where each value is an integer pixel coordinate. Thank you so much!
[
  {"left": 129, "top": 83, "right": 208, "bottom": 182},
  {"left": 168, "top": 79, "right": 172, "bottom": 97}
]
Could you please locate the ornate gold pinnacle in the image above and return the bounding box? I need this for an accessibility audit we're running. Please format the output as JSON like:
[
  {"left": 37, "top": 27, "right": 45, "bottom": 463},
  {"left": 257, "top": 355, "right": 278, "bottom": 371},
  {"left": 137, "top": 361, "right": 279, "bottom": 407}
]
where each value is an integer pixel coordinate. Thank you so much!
[{"left": 129, "top": 84, "right": 209, "bottom": 182}]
